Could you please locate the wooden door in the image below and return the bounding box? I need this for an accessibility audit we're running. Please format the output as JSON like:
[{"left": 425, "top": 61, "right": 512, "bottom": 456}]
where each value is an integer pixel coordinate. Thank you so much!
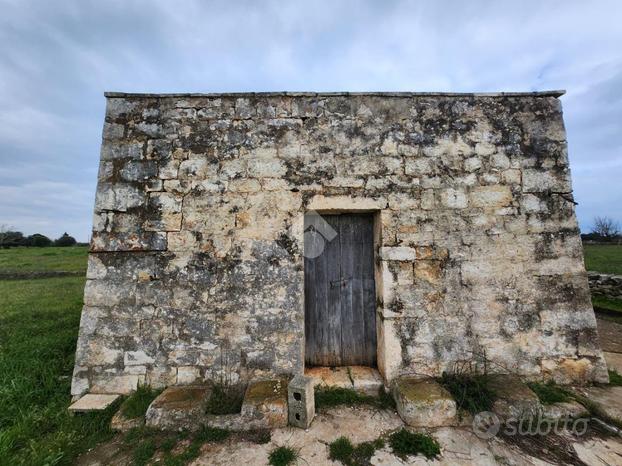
[{"left": 304, "top": 213, "right": 377, "bottom": 366}]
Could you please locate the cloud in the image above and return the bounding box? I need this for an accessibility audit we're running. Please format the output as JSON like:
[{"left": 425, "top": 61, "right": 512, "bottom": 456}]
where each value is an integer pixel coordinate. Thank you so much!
[{"left": 0, "top": 0, "right": 621, "bottom": 239}]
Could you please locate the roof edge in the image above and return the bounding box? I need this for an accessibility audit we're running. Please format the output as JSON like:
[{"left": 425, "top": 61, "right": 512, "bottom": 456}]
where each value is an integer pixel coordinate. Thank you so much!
[{"left": 104, "top": 90, "right": 566, "bottom": 99}]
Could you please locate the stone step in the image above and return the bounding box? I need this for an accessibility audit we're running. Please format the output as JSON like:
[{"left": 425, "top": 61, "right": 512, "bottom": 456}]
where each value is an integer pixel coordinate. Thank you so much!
[
  {"left": 305, "top": 366, "right": 384, "bottom": 396},
  {"left": 487, "top": 375, "right": 541, "bottom": 421},
  {"left": 145, "top": 385, "right": 210, "bottom": 430},
  {"left": 69, "top": 393, "right": 120, "bottom": 413},
  {"left": 392, "top": 377, "right": 457, "bottom": 427},
  {"left": 144, "top": 379, "right": 288, "bottom": 431}
]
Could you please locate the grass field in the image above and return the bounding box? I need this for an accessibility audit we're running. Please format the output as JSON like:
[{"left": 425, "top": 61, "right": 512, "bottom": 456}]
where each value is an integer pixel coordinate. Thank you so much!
[
  {"left": 0, "top": 246, "right": 88, "bottom": 274},
  {"left": 0, "top": 248, "right": 118, "bottom": 465},
  {"left": 583, "top": 244, "right": 622, "bottom": 275}
]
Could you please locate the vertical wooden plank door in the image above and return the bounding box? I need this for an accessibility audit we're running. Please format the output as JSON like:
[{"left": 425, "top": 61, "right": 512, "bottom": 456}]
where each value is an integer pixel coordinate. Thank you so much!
[{"left": 304, "top": 213, "right": 377, "bottom": 367}]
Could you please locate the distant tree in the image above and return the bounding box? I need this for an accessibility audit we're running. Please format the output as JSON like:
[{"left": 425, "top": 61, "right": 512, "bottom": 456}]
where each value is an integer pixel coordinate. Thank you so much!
[
  {"left": 26, "top": 233, "right": 52, "bottom": 247},
  {"left": 0, "top": 225, "right": 26, "bottom": 248},
  {"left": 592, "top": 216, "right": 620, "bottom": 239},
  {"left": 54, "top": 232, "right": 77, "bottom": 247}
]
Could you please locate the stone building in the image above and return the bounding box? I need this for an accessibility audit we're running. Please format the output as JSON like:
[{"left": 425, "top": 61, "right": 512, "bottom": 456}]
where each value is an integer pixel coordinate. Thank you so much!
[{"left": 71, "top": 91, "right": 609, "bottom": 397}]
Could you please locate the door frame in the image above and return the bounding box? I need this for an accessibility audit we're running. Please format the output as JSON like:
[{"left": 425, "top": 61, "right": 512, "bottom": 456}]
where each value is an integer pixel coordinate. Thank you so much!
[{"left": 301, "top": 198, "right": 390, "bottom": 381}]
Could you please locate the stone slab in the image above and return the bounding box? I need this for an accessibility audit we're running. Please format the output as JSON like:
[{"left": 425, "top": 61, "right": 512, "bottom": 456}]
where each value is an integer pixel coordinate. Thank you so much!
[
  {"left": 305, "top": 366, "right": 384, "bottom": 396},
  {"left": 240, "top": 378, "right": 288, "bottom": 428},
  {"left": 488, "top": 375, "right": 541, "bottom": 421},
  {"left": 392, "top": 376, "right": 457, "bottom": 427},
  {"left": 69, "top": 394, "right": 120, "bottom": 412},
  {"left": 575, "top": 385, "right": 622, "bottom": 424},
  {"left": 145, "top": 385, "right": 210, "bottom": 430},
  {"left": 350, "top": 366, "right": 384, "bottom": 396},
  {"left": 542, "top": 401, "right": 589, "bottom": 420}
]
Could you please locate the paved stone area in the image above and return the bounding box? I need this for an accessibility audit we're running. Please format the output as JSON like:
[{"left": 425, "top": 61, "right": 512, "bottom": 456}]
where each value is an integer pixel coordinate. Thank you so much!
[{"left": 191, "top": 406, "right": 622, "bottom": 466}]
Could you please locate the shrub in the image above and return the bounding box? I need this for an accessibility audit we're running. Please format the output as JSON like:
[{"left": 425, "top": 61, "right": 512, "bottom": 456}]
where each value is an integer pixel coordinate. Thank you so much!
[
  {"left": 26, "top": 233, "right": 52, "bottom": 247},
  {"left": 54, "top": 232, "right": 77, "bottom": 247},
  {"left": 268, "top": 446, "right": 298, "bottom": 466},
  {"left": 439, "top": 372, "right": 495, "bottom": 414},
  {"left": 389, "top": 429, "right": 440, "bottom": 460},
  {"left": 205, "top": 383, "right": 244, "bottom": 415}
]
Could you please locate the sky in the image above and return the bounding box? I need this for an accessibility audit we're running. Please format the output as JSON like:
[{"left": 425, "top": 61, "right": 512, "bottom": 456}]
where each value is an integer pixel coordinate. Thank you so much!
[{"left": 0, "top": 0, "right": 620, "bottom": 241}]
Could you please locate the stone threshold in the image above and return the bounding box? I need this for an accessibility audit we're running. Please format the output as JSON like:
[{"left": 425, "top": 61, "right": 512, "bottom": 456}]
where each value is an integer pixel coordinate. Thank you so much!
[{"left": 305, "top": 366, "right": 384, "bottom": 396}]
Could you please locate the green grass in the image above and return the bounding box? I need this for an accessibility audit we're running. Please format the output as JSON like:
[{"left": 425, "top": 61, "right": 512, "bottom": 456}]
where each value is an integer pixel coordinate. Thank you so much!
[
  {"left": 314, "top": 386, "right": 395, "bottom": 410},
  {"left": 328, "top": 436, "right": 385, "bottom": 465},
  {"left": 329, "top": 436, "right": 354, "bottom": 464},
  {"left": 0, "top": 276, "right": 120, "bottom": 465},
  {"left": 0, "top": 246, "right": 88, "bottom": 274},
  {"left": 388, "top": 429, "right": 440, "bottom": 460},
  {"left": 609, "top": 370, "right": 622, "bottom": 386},
  {"left": 527, "top": 381, "right": 571, "bottom": 404},
  {"left": 583, "top": 244, "right": 622, "bottom": 275},
  {"left": 121, "top": 384, "right": 162, "bottom": 419},
  {"left": 592, "top": 295, "right": 622, "bottom": 313},
  {"left": 438, "top": 372, "right": 495, "bottom": 414},
  {"left": 268, "top": 445, "right": 299, "bottom": 466},
  {"left": 132, "top": 438, "right": 157, "bottom": 466}
]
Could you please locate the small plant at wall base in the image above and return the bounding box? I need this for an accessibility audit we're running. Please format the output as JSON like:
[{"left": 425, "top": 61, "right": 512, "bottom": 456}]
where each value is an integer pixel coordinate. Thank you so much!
[
  {"left": 121, "top": 384, "right": 162, "bottom": 419},
  {"left": 268, "top": 446, "right": 299, "bottom": 466},
  {"left": 205, "top": 383, "right": 245, "bottom": 415},
  {"left": 527, "top": 381, "right": 571, "bottom": 404},
  {"left": 439, "top": 372, "right": 495, "bottom": 414},
  {"left": 608, "top": 370, "right": 622, "bottom": 386},
  {"left": 389, "top": 429, "right": 440, "bottom": 460}
]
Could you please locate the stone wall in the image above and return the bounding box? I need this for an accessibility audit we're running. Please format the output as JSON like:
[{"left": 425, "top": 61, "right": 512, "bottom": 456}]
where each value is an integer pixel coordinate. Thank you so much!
[
  {"left": 588, "top": 272, "right": 622, "bottom": 300},
  {"left": 71, "top": 91, "right": 609, "bottom": 396}
]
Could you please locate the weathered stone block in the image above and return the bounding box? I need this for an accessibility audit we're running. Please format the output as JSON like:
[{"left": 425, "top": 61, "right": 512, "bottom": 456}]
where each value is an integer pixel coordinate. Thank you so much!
[
  {"left": 487, "top": 375, "right": 541, "bottom": 421},
  {"left": 241, "top": 379, "right": 288, "bottom": 428},
  {"left": 145, "top": 385, "right": 209, "bottom": 430},
  {"left": 380, "top": 246, "right": 416, "bottom": 261},
  {"left": 392, "top": 377, "right": 456, "bottom": 427},
  {"left": 288, "top": 375, "right": 315, "bottom": 429}
]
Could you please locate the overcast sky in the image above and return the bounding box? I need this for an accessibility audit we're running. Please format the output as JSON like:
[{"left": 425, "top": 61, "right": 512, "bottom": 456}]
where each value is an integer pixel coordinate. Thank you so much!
[{"left": 1, "top": 0, "right": 620, "bottom": 241}]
